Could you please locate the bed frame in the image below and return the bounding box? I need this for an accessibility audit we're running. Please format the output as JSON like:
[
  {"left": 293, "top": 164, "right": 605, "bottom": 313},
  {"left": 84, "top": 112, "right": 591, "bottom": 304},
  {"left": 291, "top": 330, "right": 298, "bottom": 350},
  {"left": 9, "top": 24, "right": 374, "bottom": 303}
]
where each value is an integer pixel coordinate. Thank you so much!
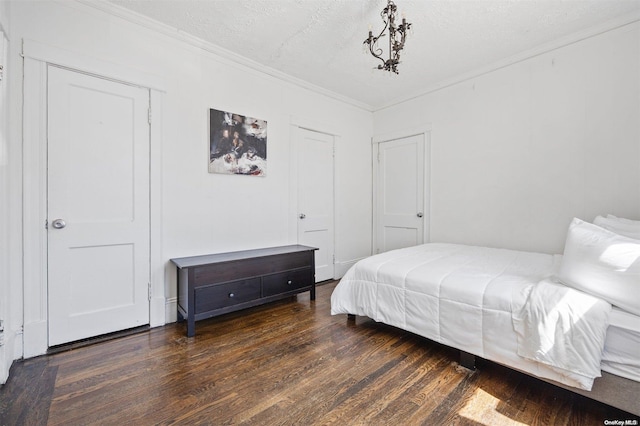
[{"left": 346, "top": 314, "right": 640, "bottom": 416}]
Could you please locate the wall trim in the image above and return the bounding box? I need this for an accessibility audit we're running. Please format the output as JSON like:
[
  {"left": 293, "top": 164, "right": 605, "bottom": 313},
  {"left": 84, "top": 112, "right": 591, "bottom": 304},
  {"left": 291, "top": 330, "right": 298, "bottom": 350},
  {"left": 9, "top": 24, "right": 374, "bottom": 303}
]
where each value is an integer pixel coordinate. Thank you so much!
[
  {"left": 0, "top": 30, "right": 9, "bottom": 383},
  {"left": 22, "top": 57, "right": 49, "bottom": 358},
  {"left": 0, "top": 31, "right": 8, "bottom": 166},
  {"left": 149, "top": 89, "right": 165, "bottom": 327},
  {"left": 290, "top": 115, "right": 342, "bottom": 137},
  {"left": 334, "top": 258, "right": 366, "bottom": 279},
  {"left": 165, "top": 297, "right": 178, "bottom": 324},
  {"left": 373, "top": 125, "right": 432, "bottom": 145},
  {"left": 22, "top": 39, "right": 166, "bottom": 92},
  {"left": 0, "top": 8, "right": 8, "bottom": 40}
]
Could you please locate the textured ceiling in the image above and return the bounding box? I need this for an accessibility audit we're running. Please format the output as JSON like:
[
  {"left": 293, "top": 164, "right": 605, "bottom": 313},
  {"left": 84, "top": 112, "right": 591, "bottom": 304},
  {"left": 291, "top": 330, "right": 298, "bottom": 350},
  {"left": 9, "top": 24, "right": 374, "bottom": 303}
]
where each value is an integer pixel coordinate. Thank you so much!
[{"left": 107, "top": 0, "right": 640, "bottom": 110}]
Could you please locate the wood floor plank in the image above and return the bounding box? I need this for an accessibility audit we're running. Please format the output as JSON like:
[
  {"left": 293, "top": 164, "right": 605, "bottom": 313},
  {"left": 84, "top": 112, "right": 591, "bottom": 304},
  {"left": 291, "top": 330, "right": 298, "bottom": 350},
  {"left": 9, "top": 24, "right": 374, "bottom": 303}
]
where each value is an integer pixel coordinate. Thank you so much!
[
  {"left": 0, "top": 357, "right": 57, "bottom": 425},
  {"left": 2, "top": 281, "right": 638, "bottom": 425}
]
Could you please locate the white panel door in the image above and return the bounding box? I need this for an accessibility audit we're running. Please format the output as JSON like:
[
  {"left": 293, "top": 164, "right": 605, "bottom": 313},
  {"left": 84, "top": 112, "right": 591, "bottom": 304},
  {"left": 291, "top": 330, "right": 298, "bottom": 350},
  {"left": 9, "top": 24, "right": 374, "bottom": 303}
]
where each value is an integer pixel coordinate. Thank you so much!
[
  {"left": 376, "top": 134, "right": 425, "bottom": 253},
  {"left": 297, "top": 129, "right": 335, "bottom": 282},
  {"left": 47, "top": 66, "right": 150, "bottom": 346}
]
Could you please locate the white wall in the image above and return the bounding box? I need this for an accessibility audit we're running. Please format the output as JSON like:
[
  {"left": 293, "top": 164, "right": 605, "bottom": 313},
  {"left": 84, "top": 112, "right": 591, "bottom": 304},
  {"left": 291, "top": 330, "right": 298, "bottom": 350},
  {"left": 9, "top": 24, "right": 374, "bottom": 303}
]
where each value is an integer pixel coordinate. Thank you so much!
[
  {"left": 374, "top": 21, "right": 640, "bottom": 254},
  {"left": 6, "top": 0, "right": 373, "bottom": 363}
]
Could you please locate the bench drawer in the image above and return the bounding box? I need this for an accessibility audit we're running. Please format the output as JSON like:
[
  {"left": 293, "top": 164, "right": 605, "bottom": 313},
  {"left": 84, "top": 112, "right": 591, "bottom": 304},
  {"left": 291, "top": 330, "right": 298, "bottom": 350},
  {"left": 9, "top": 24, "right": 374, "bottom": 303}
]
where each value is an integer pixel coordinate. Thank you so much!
[
  {"left": 262, "top": 269, "right": 312, "bottom": 296},
  {"left": 193, "top": 251, "right": 313, "bottom": 285},
  {"left": 195, "top": 278, "right": 261, "bottom": 313}
]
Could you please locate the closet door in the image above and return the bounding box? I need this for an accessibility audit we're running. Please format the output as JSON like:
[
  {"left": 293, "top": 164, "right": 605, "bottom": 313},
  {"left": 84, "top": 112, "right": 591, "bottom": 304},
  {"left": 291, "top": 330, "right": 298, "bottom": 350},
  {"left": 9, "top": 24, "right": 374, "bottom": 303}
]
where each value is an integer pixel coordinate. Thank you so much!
[
  {"left": 47, "top": 65, "right": 150, "bottom": 346},
  {"left": 375, "top": 134, "right": 425, "bottom": 253},
  {"left": 297, "top": 128, "right": 335, "bottom": 281}
]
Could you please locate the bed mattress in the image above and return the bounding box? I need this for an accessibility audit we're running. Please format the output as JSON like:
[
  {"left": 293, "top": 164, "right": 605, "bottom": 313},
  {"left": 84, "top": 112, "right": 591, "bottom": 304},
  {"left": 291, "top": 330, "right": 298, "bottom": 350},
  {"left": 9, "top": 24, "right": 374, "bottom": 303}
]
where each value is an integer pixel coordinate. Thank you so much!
[
  {"left": 602, "top": 307, "right": 640, "bottom": 382},
  {"left": 331, "top": 243, "right": 639, "bottom": 390}
]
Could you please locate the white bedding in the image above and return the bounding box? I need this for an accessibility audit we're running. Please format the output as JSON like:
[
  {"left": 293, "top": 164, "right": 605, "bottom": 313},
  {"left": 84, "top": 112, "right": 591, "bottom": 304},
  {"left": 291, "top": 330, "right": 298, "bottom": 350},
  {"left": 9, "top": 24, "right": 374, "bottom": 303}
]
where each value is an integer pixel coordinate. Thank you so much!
[
  {"left": 512, "top": 278, "right": 611, "bottom": 386},
  {"left": 602, "top": 307, "right": 640, "bottom": 381},
  {"left": 331, "top": 243, "right": 614, "bottom": 390}
]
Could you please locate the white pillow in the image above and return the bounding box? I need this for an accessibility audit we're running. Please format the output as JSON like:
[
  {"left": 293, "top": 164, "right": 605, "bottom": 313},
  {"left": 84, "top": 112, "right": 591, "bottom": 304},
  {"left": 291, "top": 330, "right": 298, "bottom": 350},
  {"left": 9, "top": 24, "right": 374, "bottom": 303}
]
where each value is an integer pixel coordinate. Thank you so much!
[
  {"left": 593, "top": 215, "right": 640, "bottom": 240},
  {"left": 558, "top": 218, "right": 640, "bottom": 316},
  {"left": 607, "top": 214, "right": 640, "bottom": 227}
]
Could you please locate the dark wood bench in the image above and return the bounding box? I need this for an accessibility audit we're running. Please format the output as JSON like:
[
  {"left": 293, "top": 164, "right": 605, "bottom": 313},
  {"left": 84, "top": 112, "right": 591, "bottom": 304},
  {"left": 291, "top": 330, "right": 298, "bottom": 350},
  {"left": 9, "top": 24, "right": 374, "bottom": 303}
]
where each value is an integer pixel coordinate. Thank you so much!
[{"left": 171, "top": 245, "right": 317, "bottom": 337}]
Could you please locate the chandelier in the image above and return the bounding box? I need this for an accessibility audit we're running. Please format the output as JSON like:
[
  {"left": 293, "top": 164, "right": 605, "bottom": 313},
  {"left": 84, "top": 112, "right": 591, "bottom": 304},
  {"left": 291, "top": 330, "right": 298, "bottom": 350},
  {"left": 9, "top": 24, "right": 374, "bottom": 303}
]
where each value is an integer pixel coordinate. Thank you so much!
[{"left": 364, "top": 0, "right": 412, "bottom": 74}]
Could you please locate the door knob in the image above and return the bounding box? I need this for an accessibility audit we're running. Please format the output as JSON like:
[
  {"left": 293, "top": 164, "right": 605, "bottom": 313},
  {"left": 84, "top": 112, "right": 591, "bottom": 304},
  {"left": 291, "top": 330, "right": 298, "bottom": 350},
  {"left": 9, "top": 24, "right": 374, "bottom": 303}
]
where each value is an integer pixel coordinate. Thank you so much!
[
  {"left": 417, "top": 212, "right": 423, "bottom": 218},
  {"left": 299, "top": 213, "right": 306, "bottom": 219},
  {"left": 51, "top": 219, "right": 66, "bottom": 229}
]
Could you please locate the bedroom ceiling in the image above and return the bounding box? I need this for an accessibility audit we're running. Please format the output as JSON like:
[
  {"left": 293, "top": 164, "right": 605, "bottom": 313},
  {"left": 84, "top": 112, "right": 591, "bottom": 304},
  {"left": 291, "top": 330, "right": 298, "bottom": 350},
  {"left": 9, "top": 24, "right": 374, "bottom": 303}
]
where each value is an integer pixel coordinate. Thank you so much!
[{"left": 107, "top": 0, "right": 640, "bottom": 110}]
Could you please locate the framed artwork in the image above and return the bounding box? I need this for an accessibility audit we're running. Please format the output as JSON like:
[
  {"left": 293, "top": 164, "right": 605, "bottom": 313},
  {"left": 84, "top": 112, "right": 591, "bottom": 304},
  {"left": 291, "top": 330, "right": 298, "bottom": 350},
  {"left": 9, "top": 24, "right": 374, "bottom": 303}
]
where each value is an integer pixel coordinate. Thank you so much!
[{"left": 208, "top": 108, "right": 267, "bottom": 176}]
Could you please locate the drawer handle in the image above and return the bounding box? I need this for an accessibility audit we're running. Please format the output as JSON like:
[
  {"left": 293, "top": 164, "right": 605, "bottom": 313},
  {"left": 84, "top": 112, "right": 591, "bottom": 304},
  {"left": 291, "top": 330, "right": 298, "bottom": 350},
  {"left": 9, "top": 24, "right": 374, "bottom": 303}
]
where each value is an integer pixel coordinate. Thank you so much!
[
  {"left": 229, "top": 293, "right": 235, "bottom": 298},
  {"left": 287, "top": 280, "right": 292, "bottom": 285}
]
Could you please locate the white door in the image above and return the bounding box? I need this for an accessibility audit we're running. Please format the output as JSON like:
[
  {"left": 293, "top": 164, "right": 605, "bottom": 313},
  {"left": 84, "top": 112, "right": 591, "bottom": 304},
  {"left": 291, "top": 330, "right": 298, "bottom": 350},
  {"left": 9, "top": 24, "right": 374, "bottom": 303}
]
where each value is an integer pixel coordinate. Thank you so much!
[
  {"left": 47, "top": 66, "right": 150, "bottom": 346},
  {"left": 375, "top": 134, "right": 425, "bottom": 253},
  {"left": 297, "top": 129, "right": 335, "bottom": 282}
]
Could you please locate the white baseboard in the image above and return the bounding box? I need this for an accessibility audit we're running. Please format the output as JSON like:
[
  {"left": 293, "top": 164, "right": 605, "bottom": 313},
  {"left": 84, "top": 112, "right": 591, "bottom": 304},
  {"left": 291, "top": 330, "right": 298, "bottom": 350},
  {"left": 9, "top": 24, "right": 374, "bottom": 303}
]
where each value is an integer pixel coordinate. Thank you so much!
[
  {"left": 0, "top": 328, "right": 18, "bottom": 384},
  {"left": 0, "top": 358, "right": 11, "bottom": 385},
  {"left": 165, "top": 297, "right": 178, "bottom": 324},
  {"left": 334, "top": 257, "right": 366, "bottom": 279},
  {"left": 150, "top": 296, "right": 166, "bottom": 327},
  {"left": 23, "top": 320, "right": 47, "bottom": 358}
]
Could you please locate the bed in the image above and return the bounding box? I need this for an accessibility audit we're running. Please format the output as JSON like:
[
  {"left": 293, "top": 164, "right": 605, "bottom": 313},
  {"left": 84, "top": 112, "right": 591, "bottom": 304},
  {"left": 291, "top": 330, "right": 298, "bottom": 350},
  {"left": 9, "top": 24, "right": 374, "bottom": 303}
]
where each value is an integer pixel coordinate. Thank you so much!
[{"left": 331, "top": 216, "right": 640, "bottom": 415}]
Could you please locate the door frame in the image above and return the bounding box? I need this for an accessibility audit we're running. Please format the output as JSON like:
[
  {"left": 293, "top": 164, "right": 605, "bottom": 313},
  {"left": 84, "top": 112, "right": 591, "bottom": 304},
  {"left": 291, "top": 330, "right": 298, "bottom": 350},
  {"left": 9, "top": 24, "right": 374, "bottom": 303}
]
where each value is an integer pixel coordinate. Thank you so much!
[
  {"left": 289, "top": 116, "right": 338, "bottom": 280},
  {"left": 372, "top": 126, "right": 432, "bottom": 254},
  {"left": 22, "top": 40, "right": 165, "bottom": 358}
]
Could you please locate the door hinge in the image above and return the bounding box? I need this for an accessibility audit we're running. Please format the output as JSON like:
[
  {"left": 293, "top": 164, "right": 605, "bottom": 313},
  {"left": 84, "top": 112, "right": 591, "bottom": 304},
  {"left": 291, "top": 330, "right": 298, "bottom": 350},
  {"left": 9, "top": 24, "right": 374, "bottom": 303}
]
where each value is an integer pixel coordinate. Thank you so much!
[
  {"left": 147, "top": 107, "right": 152, "bottom": 124},
  {"left": 45, "top": 219, "right": 48, "bottom": 229},
  {"left": 148, "top": 282, "right": 152, "bottom": 301},
  {"left": 0, "top": 65, "right": 4, "bottom": 82}
]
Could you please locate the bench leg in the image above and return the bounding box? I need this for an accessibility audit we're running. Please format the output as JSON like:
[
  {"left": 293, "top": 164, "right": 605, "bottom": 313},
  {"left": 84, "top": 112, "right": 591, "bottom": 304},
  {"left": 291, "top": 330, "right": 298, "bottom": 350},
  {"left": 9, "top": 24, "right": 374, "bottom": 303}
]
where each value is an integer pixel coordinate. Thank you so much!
[
  {"left": 460, "top": 351, "right": 476, "bottom": 370},
  {"left": 187, "top": 315, "right": 195, "bottom": 337}
]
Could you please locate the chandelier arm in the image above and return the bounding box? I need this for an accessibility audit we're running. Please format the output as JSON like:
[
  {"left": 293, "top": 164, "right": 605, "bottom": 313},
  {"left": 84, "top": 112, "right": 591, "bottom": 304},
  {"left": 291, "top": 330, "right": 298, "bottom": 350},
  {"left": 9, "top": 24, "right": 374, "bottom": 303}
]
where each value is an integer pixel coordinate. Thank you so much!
[
  {"left": 368, "top": 41, "right": 387, "bottom": 67},
  {"left": 373, "top": 17, "right": 390, "bottom": 66},
  {"left": 364, "top": 15, "right": 390, "bottom": 67}
]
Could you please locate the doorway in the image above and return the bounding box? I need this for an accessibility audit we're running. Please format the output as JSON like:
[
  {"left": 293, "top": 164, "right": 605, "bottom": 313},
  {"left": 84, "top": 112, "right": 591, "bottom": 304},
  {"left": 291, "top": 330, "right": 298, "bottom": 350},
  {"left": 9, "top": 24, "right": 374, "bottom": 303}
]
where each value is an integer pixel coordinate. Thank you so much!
[
  {"left": 47, "top": 65, "right": 151, "bottom": 346},
  {"left": 373, "top": 133, "right": 428, "bottom": 254},
  {"left": 296, "top": 128, "right": 335, "bottom": 282}
]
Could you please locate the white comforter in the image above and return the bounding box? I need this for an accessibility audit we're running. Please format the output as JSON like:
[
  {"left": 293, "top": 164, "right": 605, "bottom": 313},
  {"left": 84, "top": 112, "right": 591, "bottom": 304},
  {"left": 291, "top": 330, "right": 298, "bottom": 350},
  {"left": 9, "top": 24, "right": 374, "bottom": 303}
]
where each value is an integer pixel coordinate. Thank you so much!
[
  {"left": 512, "top": 278, "right": 611, "bottom": 387},
  {"left": 331, "top": 243, "right": 608, "bottom": 390}
]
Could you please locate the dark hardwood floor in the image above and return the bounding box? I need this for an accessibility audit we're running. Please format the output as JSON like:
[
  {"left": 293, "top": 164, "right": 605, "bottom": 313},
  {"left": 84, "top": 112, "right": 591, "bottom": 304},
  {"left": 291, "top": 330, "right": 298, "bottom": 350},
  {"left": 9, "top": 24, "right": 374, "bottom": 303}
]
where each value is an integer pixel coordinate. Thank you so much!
[{"left": 1, "top": 281, "right": 638, "bottom": 425}]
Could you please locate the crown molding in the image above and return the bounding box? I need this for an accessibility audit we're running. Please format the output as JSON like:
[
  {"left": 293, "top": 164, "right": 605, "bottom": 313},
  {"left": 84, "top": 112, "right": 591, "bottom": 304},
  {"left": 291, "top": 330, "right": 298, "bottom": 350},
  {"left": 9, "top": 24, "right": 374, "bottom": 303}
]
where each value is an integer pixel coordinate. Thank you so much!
[
  {"left": 374, "top": 10, "right": 640, "bottom": 111},
  {"left": 74, "top": 0, "right": 374, "bottom": 112},
  {"left": 69, "top": 1, "right": 640, "bottom": 114}
]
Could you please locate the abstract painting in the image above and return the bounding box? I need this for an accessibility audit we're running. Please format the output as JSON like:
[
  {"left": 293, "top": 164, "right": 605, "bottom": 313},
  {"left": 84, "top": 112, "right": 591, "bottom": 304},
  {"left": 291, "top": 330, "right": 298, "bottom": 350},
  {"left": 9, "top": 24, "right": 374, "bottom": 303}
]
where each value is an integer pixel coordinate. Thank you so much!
[{"left": 209, "top": 108, "right": 267, "bottom": 176}]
